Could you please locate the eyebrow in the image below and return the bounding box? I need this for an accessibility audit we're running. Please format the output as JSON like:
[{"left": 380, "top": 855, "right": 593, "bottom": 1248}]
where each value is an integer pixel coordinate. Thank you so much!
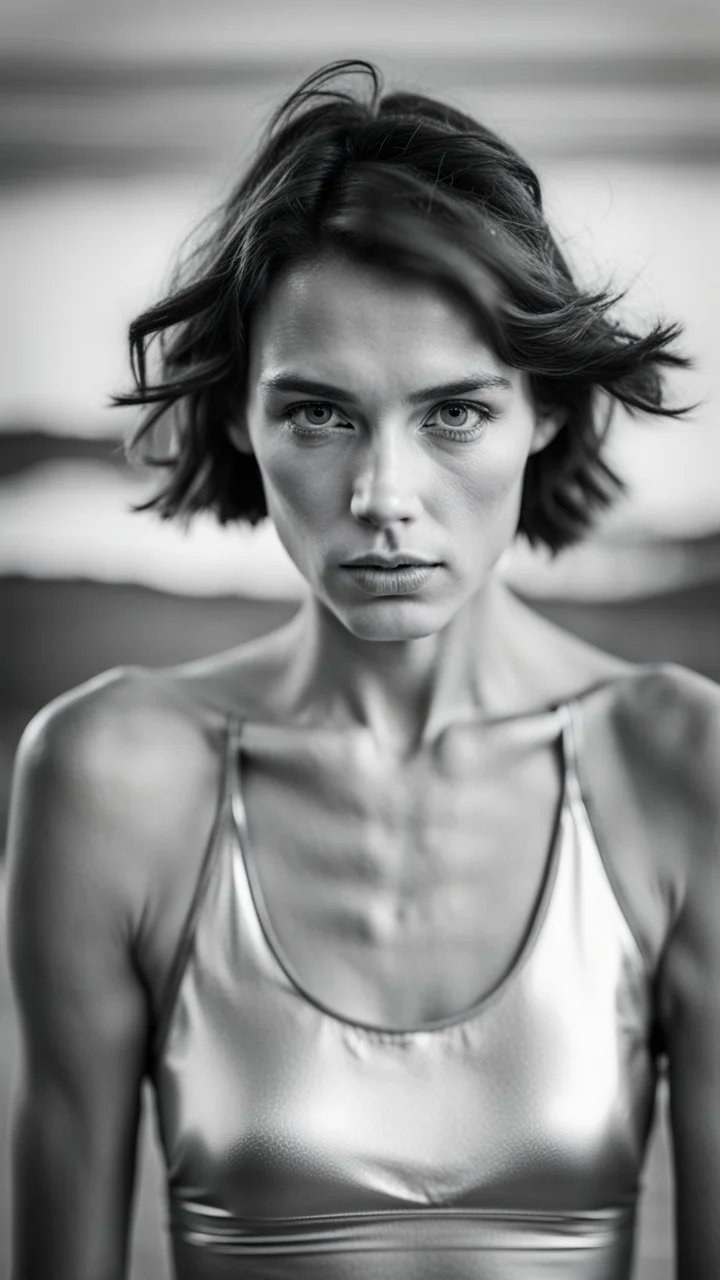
[{"left": 260, "top": 372, "right": 512, "bottom": 404}]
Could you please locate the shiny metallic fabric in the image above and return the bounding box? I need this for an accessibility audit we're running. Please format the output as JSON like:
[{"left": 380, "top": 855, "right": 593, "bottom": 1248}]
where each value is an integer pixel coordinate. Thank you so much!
[{"left": 150, "top": 706, "right": 657, "bottom": 1279}]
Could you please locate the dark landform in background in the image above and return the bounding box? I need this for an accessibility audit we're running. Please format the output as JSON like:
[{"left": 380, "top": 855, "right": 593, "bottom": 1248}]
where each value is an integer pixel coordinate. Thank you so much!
[
  {"left": 0, "top": 426, "right": 129, "bottom": 477},
  {"left": 2, "top": 572, "right": 719, "bottom": 845}
]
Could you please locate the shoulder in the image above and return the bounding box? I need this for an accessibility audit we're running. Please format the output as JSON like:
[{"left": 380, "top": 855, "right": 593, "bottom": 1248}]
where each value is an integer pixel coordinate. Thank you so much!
[
  {"left": 16, "top": 663, "right": 223, "bottom": 793},
  {"left": 577, "top": 663, "right": 720, "bottom": 951},
  {"left": 8, "top": 666, "right": 227, "bottom": 927},
  {"left": 592, "top": 662, "right": 720, "bottom": 816},
  {"left": 611, "top": 659, "right": 719, "bottom": 728}
]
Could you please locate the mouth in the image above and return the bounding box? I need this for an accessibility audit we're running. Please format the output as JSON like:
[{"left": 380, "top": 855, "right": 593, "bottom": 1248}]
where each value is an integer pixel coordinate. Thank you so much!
[
  {"left": 342, "top": 554, "right": 441, "bottom": 569},
  {"left": 340, "top": 559, "right": 442, "bottom": 597}
]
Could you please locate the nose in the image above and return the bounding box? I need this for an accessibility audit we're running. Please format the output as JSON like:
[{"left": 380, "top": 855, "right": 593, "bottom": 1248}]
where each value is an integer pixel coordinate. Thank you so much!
[{"left": 350, "top": 438, "right": 423, "bottom": 529}]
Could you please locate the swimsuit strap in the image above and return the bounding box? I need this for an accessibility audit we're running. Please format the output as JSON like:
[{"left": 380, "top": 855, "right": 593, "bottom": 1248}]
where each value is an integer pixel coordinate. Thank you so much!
[
  {"left": 150, "top": 714, "right": 239, "bottom": 1066},
  {"left": 558, "top": 700, "right": 585, "bottom": 809}
]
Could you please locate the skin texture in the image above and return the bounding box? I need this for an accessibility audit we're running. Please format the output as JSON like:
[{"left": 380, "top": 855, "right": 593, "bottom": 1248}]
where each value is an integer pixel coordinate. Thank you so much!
[
  {"left": 6, "top": 255, "right": 720, "bottom": 1279},
  {"left": 231, "top": 255, "right": 562, "bottom": 753}
]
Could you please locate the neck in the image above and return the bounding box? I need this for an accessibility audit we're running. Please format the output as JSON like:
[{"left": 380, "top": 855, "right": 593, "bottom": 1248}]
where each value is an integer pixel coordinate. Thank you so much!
[{"left": 279, "top": 575, "right": 523, "bottom": 757}]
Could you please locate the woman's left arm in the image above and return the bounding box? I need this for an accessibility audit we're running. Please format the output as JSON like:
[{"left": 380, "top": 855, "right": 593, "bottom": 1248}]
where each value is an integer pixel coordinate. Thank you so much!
[{"left": 656, "top": 686, "right": 720, "bottom": 1280}]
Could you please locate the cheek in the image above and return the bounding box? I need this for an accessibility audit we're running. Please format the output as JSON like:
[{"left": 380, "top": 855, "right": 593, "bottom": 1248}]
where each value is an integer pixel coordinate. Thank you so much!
[
  {"left": 256, "top": 442, "right": 315, "bottom": 511},
  {"left": 254, "top": 442, "right": 345, "bottom": 554},
  {"left": 449, "top": 420, "right": 535, "bottom": 524}
]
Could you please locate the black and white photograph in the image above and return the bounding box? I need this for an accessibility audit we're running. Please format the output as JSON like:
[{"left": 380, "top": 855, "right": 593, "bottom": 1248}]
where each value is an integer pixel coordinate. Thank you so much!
[{"left": 1, "top": 3, "right": 719, "bottom": 1278}]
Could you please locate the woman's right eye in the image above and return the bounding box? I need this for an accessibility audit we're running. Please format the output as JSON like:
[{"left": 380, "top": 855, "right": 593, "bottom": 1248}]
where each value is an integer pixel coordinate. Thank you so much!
[{"left": 285, "top": 402, "right": 350, "bottom": 433}]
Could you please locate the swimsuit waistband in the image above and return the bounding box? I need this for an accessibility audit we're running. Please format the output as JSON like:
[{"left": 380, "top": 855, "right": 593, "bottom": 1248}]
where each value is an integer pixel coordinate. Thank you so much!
[{"left": 169, "top": 1200, "right": 635, "bottom": 1256}]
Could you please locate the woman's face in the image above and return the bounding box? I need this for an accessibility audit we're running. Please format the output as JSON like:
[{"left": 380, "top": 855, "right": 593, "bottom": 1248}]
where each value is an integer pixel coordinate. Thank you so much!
[{"left": 242, "top": 254, "right": 556, "bottom": 641}]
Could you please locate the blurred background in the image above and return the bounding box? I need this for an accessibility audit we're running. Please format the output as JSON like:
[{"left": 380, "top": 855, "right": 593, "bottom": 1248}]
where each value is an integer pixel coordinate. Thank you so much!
[{"left": 2, "top": 1, "right": 720, "bottom": 1276}]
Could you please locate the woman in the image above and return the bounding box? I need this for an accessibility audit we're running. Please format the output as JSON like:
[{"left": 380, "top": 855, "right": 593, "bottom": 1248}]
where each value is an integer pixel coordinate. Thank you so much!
[{"left": 7, "top": 60, "right": 720, "bottom": 1280}]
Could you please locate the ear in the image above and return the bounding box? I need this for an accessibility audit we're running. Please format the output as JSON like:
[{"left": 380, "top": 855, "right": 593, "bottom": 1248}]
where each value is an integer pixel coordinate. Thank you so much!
[
  {"left": 227, "top": 419, "right": 254, "bottom": 456},
  {"left": 528, "top": 407, "right": 565, "bottom": 456}
]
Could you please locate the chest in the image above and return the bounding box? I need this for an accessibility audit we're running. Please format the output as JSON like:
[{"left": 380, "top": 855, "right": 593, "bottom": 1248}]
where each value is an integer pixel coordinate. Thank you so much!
[
  {"left": 232, "top": 724, "right": 563, "bottom": 1027},
  {"left": 151, "top": 719, "right": 657, "bottom": 1231}
]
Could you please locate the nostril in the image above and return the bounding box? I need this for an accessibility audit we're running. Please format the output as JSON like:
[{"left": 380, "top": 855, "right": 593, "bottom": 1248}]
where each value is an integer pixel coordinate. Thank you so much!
[{"left": 350, "top": 476, "right": 421, "bottom": 527}]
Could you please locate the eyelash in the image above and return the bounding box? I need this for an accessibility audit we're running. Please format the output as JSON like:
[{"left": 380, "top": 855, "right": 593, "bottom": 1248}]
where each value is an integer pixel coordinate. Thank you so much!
[{"left": 282, "top": 400, "right": 498, "bottom": 441}]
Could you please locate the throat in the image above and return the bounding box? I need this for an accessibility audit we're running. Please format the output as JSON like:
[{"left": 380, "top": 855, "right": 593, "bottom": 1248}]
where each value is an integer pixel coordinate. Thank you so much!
[{"left": 289, "top": 585, "right": 508, "bottom": 757}]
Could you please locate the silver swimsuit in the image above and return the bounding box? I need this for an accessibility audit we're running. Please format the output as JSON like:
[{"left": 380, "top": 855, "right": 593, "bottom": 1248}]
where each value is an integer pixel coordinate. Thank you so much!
[{"left": 150, "top": 705, "right": 658, "bottom": 1279}]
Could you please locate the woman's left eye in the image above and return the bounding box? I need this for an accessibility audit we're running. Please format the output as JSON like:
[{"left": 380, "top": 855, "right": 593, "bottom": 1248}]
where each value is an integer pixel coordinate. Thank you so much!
[{"left": 425, "top": 402, "right": 495, "bottom": 436}]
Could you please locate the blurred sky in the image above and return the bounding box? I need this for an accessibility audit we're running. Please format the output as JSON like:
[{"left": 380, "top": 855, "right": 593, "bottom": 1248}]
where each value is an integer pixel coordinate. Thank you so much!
[
  {"left": 3, "top": 0, "right": 719, "bottom": 60},
  {"left": 1, "top": 0, "right": 719, "bottom": 598}
]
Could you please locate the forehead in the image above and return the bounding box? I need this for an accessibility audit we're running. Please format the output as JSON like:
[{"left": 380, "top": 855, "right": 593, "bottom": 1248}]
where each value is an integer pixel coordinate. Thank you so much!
[{"left": 248, "top": 254, "right": 513, "bottom": 386}]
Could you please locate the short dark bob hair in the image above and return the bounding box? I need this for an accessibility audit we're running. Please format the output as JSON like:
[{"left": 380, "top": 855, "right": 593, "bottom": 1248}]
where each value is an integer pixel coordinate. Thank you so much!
[{"left": 117, "top": 60, "right": 690, "bottom": 552}]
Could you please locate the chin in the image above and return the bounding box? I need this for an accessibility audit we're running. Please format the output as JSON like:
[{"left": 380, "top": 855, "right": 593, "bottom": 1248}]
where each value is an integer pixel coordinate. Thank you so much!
[{"left": 332, "top": 598, "right": 453, "bottom": 642}]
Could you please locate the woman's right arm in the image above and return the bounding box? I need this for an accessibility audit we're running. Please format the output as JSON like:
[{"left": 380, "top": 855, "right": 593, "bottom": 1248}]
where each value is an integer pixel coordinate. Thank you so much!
[{"left": 6, "top": 683, "right": 153, "bottom": 1280}]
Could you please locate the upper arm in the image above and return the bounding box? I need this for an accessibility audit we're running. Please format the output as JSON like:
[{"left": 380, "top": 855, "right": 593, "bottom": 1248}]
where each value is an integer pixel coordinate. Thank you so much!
[
  {"left": 6, "top": 675, "right": 154, "bottom": 1280},
  {"left": 650, "top": 671, "right": 720, "bottom": 1279},
  {"left": 578, "top": 664, "right": 720, "bottom": 1277}
]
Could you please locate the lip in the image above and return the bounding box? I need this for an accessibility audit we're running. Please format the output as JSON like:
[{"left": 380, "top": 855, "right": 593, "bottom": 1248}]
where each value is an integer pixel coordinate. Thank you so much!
[
  {"left": 342, "top": 552, "right": 441, "bottom": 569},
  {"left": 341, "top": 563, "right": 440, "bottom": 597}
]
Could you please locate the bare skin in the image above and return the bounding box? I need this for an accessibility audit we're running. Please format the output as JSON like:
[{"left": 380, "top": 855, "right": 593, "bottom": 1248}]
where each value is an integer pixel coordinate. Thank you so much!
[{"left": 7, "top": 257, "right": 720, "bottom": 1278}]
